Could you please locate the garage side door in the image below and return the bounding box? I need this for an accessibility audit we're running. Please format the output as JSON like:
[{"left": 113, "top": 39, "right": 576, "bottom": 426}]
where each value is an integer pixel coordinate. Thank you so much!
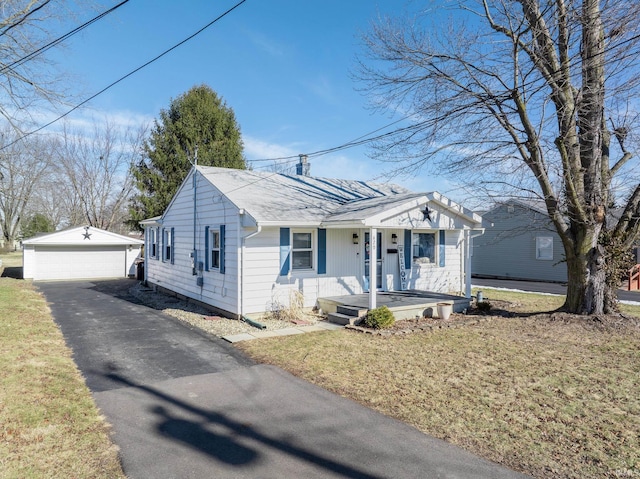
[{"left": 34, "top": 245, "right": 126, "bottom": 280}]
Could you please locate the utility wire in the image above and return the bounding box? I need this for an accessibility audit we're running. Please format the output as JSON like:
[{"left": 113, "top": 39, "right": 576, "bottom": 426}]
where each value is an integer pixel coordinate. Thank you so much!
[
  {"left": 1, "top": 0, "right": 248, "bottom": 151},
  {"left": 0, "top": 0, "right": 52, "bottom": 39},
  {"left": 0, "top": 0, "right": 130, "bottom": 75}
]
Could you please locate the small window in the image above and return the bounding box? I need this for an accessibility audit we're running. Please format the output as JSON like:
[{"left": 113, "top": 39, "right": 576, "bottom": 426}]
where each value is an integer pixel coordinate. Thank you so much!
[
  {"left": 210, "top": 230, "right": 220, "bottom": 269},
  {"left": 536, "top": 236, "right": 553, "bottom": 260},
  {"left": 163, "top": 228, "right": 172, "bottom": 262},
  {"left": 149, "top": 228, "right": 157, "bottom": 259},
  {"left": 412, "top": 232, "right": 435, "bottom": 263},
  {"left": 292, "top": 231, "right": 313, "bottom": 270}
]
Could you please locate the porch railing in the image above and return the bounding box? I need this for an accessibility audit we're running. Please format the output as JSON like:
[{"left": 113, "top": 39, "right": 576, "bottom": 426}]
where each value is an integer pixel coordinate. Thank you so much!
[{"left": 629, "top": 264, "right": 640, "bottom": 291}]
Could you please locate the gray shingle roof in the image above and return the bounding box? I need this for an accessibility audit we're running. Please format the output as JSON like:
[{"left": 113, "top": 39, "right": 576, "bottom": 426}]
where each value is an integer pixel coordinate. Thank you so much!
[{"left": 197, "top": 166, "right": 411, "bottom": 225}]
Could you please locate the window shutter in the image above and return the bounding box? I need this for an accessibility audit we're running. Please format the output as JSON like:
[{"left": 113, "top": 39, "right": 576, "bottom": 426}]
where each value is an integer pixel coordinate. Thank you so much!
[
  {"left": 279, "top": 228, "right": 290, "bottom": 276},
  {"left": 220, "top": 224, "right": 226, "bottom": 274},
  {"left": 404, "top": 230, "right": 412, "bottom": 269},
  {"left": 439, "top": 230, "right": 446, "bottom": 267},
  {"left": 204, "top": 226, "right": 209, "bottom": 271},
  {"left": 170, "top": 227, "right": 175, "bottom": 264},
  {"left": 155, "top": 228, "right": 160, "bottom": 259},
  {"left": 317, "top": 228, "right": 326, "bottom": 274}
]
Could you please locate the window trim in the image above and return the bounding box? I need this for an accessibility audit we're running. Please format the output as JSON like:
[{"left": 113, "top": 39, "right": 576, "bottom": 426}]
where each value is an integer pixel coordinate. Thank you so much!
[
  {"left": 162, "top": 227, "right": 174, "bottom": 263},
  {"left": 291, "top": 229, "right": 314, "bottom": 271},
  {"left": 412, "top": 231, "right": 437, "bottom": 265},
  {"left": 536, "top": 236, "right": 554, "bottom": 260},
  {"left": 210, "top": 229, "right": 221, "bottom": 269},
  {"left": 148, "top": 228, "right": 158, "bottom": 259}
]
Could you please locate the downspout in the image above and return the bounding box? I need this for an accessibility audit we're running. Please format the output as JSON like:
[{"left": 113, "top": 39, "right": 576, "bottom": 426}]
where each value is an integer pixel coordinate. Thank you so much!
[
  {"left": 464, "top": 229, "right": 485, "bottom": 298},
  {"left": 239, "top": 210, "right": 261, "bottom": 319}
]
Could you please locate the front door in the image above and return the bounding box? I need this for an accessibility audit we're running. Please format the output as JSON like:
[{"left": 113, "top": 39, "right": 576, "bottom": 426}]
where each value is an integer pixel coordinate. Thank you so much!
[{"left": 364, "top": 231, "right": 383, "bottom": 291}]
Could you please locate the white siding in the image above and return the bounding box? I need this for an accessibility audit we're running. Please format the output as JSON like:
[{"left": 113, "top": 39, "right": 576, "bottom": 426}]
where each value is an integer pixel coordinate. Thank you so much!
[
  {"left": 145, "top": 171, "right": 240, "bottom": 316},
  {"left": 22, "top": 245, "right": 36, "bottom": 279},
  {"left": 407, "top": 230, "right": 464, "bottom": 294}
]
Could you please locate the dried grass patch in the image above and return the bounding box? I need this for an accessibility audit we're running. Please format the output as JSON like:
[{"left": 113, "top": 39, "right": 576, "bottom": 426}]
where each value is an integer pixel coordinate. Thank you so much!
[
  {"left": 238, "top": 291, "right": 640, "bottom": 479},
  {"left": 0, "top": 275, "right": 125, "bottom": 479}
]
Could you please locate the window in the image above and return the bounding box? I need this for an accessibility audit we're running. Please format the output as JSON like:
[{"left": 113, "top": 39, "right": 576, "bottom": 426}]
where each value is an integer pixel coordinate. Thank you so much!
[
  {"left": 292, "top": 231, "right": 313, "bottom": 270},
  {"left": 163, "top": 228, "right": 173, "bottom": 262},
  {"left": 536, "top": 236, "right": 553, "bottom": 260},
  {"left": 148, "top": 228, "right": 157, "bottom": 259},
  {"left": 412, "top": 232, "right": 435, "bottom": 263},
  {"left": 210, "top": 230, "right": 220, "bottom": 269}
]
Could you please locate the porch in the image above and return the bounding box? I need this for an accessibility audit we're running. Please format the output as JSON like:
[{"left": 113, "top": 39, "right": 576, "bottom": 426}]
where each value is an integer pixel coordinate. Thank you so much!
[{"left": 318, "top": 290, "right": 471, "bottom": 324}]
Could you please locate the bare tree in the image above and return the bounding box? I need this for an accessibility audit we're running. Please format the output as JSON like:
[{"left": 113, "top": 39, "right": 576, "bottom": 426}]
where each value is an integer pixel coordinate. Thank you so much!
[
  {"left": 357, "top": 0, "right": 640, "bottom": 315},
  {"left": 0, "top": 0, "right": 83, "bottom": 128},
  {"left": 0, "top": 125, "right": 52, "bottom": 245},
  {"left": 56, "top": 121, "right": 146, "bottom": 233}
]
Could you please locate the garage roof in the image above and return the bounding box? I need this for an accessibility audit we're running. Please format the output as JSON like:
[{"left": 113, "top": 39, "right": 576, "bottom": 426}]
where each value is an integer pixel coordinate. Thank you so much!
[{"left": 22, "top": 226, "right": 144, "bottom": 246}]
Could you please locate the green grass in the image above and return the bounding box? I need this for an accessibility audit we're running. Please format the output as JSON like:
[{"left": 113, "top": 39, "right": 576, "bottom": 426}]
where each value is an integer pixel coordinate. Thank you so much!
[
  {"left": 238, "top": 289, "right": 640, "bottom": 479},
  {"left": 0, "top": 252, "right": 125, "bottom": 479}
]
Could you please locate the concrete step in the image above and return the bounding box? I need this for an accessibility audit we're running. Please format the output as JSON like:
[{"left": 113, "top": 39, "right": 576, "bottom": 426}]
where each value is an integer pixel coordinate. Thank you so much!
[
  {"left": 336, "top": 305, "right": 368, "bottom": 317},
  {"left": 327, "top": 312, "right": 362, "bottom": 326}
]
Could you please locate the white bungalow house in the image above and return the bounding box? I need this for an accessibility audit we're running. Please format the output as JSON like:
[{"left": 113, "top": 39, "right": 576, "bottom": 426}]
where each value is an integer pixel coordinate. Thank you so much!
[{"left": 141, "top": 163, "right": 484, "bottom": 319}]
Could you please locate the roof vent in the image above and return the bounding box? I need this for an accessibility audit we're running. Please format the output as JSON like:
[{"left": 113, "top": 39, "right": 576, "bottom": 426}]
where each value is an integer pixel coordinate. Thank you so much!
[{"left": 296, "top": 154, "right": 310, "bottom": 176}]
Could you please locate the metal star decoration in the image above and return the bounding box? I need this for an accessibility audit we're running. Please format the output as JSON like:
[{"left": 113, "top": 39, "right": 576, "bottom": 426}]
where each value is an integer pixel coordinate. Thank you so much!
[
  {"left": 82, "top": 226, "right": 92, "bottom": 240},
  {"left": 422, "top": 206, "right": 432, "bottom": 222}
]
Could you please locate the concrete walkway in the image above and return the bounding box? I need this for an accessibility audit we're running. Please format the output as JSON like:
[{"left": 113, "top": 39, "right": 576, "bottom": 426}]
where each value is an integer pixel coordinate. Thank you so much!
[{"left": 38, "top": 279, "right": 531, "bottom": 479}]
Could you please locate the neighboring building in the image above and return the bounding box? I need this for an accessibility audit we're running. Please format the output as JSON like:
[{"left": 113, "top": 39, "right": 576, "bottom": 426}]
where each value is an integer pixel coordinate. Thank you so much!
[
  {"left": 472, "top": 200, "right": 567, "bottom": 283},
  {"left": 23, "top": 226, "right": 143, "bottom": 281},
  {"left": 141, "top": 164, "right": 484, "bottom": 319}
]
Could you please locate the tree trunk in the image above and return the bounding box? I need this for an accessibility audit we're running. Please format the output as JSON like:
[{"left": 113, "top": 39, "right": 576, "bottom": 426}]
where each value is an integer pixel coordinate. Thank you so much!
[{"left": 564, "top": 229, "right": 614, "bottom": 315}]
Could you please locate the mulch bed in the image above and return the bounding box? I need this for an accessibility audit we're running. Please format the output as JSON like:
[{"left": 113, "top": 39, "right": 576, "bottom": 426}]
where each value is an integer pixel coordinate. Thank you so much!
[{"left": 346, "top": 300, "right": 640, "bottom": 336}]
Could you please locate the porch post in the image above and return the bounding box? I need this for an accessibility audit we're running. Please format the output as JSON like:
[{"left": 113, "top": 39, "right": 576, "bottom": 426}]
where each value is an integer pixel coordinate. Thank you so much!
[
  {"left": 369, "top": 227, "right": 377, "bottom": 310},
  {"left": 464, "top": 230, "right": 472, "bottom": 299}
]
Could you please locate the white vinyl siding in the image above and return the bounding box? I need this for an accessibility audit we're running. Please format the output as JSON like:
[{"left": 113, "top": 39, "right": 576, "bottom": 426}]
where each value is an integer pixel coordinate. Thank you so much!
[{"left": 144, "top": 170, "right": 238, "bottom": 316}]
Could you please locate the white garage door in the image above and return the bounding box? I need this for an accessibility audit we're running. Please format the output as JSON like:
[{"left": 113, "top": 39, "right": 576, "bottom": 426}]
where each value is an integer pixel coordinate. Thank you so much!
[{"left": 34, "top": 245, "right": 127, "bottom": 280}]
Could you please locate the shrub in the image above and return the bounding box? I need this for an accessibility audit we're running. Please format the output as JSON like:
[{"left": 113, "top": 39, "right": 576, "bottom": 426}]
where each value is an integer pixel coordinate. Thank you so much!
[
  {"left": 477, "top": 300, "right": 492, "bottom": 313},
  {"left": 364, "top": 306, "right": 395, "bottom": 329}
]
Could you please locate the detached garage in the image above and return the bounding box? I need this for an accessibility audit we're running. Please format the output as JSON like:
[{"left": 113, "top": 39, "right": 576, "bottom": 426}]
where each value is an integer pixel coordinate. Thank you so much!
[{"left": 23, "top": 226, "right": 143, "bottom": 281}]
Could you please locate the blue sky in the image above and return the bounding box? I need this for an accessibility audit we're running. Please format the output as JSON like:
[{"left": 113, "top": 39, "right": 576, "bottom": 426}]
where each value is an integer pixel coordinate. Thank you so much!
[{"left": 47, "top": 0, "right": 458, "bottom": 196}]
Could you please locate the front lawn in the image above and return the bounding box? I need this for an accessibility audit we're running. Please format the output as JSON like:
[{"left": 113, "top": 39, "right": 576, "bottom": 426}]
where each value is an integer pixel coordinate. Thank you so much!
[
  {"left": 238, "top": 290, "right": 640, "bottom": 479},
  {"left": 0, "top": 253, "right": 125, "bottom": 478}
]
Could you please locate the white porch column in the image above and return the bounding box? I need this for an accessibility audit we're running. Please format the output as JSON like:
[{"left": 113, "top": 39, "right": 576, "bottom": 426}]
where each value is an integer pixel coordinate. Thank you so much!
[
  {"left": 369, "top": 227, "right": 377, "bottom": 310},
  {"left": 464, "top": 230, "right": 472, "bottom": 299}
]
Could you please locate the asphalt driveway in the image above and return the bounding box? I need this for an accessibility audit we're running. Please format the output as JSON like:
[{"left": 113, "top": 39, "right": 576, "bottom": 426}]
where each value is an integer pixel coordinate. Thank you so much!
[{"left": 38, "top": 279, "right": 530, "bottom": 479}]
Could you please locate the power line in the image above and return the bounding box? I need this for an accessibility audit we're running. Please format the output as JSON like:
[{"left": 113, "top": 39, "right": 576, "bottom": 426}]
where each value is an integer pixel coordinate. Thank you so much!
[
  {"left": 249, "top": 112, "right": 419, "bottom": 168},
  {"left": 1, "top": 0, "right": 248, "bottom": 151},
  {"left": 0, "top": 0, "right": 130, "bottom": 75},
  {"left": 0, "top": 0, "right": 52, "bottom": 39}
]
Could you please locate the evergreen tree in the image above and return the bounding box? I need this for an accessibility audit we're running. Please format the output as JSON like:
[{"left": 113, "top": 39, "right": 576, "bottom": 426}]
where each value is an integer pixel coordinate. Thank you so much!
[
  {"left": 129, "top": 85, "right": 245, "bottom": 227},
  {"left": 21, "top": 213, "right": 55, "bottom": 240}
]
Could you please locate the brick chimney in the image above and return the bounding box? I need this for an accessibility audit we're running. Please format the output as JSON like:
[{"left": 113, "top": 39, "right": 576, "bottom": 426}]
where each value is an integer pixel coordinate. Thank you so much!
[{"left": 296, "top": 154, "right": 310, "bottom": 176}]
